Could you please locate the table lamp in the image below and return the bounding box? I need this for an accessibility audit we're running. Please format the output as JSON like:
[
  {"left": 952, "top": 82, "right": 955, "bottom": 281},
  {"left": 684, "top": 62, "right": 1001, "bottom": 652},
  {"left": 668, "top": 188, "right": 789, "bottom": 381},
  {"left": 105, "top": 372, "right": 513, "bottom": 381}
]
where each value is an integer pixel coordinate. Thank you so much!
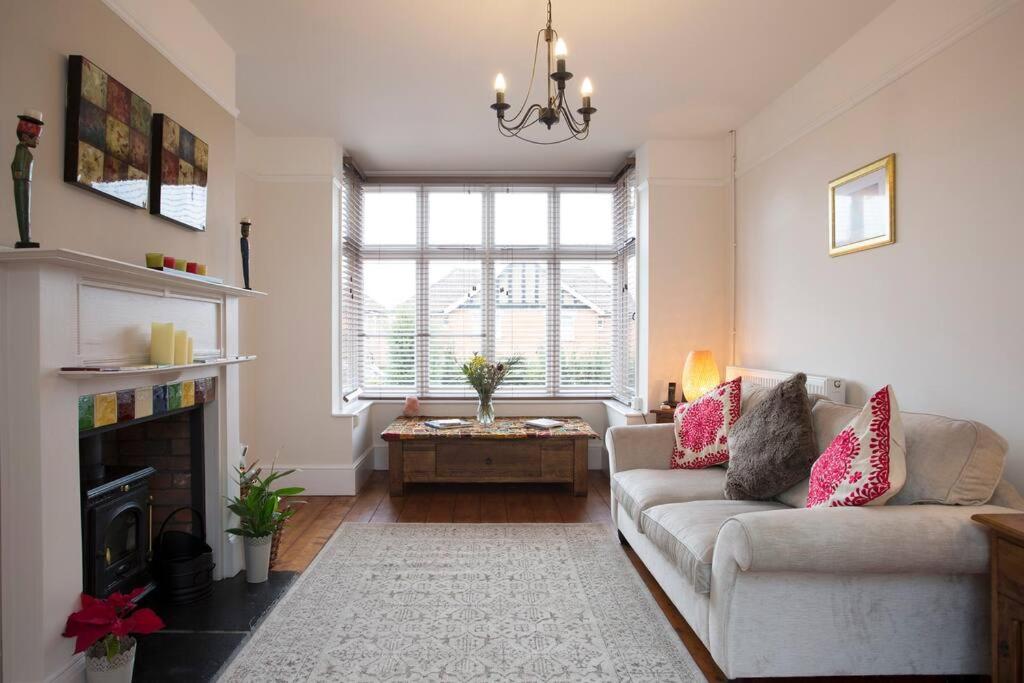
[{"left": 682, "top": 350, "right": 720, "bottom": 402}]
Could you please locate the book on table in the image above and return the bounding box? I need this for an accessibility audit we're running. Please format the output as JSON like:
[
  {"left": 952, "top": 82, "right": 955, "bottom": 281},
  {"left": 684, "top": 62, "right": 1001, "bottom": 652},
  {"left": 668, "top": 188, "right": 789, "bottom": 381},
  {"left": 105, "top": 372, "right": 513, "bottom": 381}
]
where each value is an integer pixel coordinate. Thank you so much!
[
  {"left": 524, "top": 418, "right": 564, "bottom": 429},
  {"left": 424, "top": 419, "right": 472, "bottom": 429}
]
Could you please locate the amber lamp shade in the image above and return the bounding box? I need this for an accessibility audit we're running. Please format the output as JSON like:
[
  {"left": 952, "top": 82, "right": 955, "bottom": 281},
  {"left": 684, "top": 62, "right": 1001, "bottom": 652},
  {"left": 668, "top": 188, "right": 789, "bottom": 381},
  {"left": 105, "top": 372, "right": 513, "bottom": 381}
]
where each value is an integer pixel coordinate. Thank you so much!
[{"left": 682, "top": 350, "right": 720, "bottom": 402}]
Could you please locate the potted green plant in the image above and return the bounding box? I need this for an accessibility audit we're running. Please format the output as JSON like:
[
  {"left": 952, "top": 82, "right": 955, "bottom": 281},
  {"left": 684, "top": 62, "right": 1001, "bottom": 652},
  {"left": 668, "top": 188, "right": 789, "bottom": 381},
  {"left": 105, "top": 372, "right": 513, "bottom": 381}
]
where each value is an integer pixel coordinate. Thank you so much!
[
  {"left": 226, "top": 467, "right": 304, "bottom": 583},
  {"left": 461, "top": 354, "right": 521, "bottom": 425},
  {"left": 63, "top": 588, "right": 164, "bottom": 683}
]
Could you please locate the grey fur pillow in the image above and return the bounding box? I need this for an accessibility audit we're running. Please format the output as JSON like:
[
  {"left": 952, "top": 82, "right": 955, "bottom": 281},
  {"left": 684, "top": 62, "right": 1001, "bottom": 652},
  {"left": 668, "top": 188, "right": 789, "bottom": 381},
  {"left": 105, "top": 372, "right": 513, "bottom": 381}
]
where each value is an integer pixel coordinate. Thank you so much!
[{"left": 724, "top": 373, "right": 817, "bottom": 501}]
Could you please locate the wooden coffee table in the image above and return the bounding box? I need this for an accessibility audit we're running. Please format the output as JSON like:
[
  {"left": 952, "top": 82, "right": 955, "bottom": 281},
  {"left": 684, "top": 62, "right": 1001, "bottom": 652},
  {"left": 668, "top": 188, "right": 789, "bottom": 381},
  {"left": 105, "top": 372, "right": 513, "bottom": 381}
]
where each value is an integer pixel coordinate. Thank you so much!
[{"left": 381, "top": 416, "right": 599, "bottom": 497}]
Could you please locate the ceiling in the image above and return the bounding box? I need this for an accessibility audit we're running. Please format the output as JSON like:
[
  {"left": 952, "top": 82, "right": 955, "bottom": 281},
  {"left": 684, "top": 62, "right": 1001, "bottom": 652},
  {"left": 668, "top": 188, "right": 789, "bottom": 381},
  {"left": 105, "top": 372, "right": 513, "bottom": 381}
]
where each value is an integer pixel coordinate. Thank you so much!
[{"left": 193, "top": 0, "right": 892, "bottom": 174}]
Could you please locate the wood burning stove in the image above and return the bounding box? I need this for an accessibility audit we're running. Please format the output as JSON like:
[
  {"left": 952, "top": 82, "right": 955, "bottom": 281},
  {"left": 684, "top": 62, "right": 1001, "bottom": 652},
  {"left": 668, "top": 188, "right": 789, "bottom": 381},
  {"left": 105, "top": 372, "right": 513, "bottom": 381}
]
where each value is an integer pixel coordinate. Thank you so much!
[{"left": 81, "top": 466, "right": 156, "bottom": 598}]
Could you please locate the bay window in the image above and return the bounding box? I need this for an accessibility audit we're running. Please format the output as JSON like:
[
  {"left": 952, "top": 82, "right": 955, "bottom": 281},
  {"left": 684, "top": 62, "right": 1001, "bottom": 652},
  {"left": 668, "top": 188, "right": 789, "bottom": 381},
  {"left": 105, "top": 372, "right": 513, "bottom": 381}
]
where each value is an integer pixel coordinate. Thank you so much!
[{"left": 340, "top": 169, "right": 637, "bottom": 401}]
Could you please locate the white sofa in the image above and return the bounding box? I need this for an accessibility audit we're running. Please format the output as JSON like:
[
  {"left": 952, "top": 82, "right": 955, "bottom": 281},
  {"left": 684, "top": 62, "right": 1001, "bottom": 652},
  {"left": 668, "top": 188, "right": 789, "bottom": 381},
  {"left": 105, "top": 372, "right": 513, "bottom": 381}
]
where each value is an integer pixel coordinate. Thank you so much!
[{"left": 607, "top": 396, "right": 1022, "bottom": 678}]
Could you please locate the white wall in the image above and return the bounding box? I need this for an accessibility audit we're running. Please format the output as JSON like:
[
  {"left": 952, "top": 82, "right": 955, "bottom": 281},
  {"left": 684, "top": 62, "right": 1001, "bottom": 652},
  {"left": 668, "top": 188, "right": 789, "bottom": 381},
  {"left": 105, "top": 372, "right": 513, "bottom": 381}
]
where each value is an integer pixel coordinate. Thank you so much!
[
  {"left": 735, "top": 1, "right": 1024, "bottom": 484},
  {"left": 235, "top": 128, "right": 374, "bottom": 493},
  {"left": 636, "top": 139, "right": 732, "bottom": 412}
]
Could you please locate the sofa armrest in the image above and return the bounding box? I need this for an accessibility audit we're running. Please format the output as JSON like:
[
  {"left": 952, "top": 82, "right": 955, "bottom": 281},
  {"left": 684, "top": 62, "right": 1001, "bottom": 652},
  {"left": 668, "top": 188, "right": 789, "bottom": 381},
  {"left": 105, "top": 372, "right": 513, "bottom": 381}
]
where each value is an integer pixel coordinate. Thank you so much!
[
  {"left": 606, "top": 424, "right": 675, "bottom": 475},
  {"left": 714, "top": 504, "right": 1013, "bottom": 576}
]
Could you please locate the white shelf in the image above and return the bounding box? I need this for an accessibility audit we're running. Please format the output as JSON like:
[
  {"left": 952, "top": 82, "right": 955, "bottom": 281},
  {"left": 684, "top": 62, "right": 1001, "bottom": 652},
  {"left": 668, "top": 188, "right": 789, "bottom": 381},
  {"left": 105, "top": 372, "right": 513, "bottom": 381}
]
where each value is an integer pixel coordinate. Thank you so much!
[
  {"left": 0, "top": 249, "right": 266, "bottom": 298},
  {"left": 59, "top": 355, "right": 256, "bottom": 377}
]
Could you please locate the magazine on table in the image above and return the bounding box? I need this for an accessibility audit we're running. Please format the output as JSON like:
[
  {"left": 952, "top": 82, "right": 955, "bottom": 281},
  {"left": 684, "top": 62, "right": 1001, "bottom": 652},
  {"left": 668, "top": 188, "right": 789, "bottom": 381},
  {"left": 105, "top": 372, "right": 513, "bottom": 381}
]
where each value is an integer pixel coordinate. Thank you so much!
[
  {"left": 524, "top": 418, "right": 564, "bottom": 429},
  {"left": 425, "top": 419, "right": 472, "bottom": 429}
]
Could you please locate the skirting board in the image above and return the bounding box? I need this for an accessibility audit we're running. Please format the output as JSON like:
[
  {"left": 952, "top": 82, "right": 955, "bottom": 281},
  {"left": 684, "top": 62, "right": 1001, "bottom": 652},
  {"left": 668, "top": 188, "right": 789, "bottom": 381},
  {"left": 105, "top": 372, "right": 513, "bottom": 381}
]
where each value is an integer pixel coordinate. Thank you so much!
[
  {"left": 275, "top": 447, "right": 374, "bottom": 496},
  {"left": 46, "top": 654, "right": 84, "bottom": 683},
  {"left": 373, "top": 444, "right": 607, "bottom": 471}
]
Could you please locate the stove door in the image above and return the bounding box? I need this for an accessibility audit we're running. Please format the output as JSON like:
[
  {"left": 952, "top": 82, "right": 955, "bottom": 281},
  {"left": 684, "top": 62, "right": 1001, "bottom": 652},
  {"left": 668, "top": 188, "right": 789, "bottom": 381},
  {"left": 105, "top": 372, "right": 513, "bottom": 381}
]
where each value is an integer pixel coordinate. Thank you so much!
[{"left": 87, "top": 488, "right": 149, "bottom": 597}]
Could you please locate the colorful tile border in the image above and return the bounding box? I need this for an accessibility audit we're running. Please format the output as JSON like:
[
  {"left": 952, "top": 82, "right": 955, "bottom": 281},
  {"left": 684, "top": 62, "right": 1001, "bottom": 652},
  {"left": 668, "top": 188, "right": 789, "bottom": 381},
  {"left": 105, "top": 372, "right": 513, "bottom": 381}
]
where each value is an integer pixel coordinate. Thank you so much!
[{"left": 78, "top": 377, "right": 216, "bottom": 431}]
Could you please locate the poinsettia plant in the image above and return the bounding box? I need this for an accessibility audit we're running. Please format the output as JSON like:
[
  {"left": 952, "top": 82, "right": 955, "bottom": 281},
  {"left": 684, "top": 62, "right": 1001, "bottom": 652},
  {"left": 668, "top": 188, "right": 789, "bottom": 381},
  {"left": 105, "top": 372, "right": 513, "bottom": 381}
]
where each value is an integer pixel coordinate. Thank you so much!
[{"left": 63, "top": 588, "right": 164, "bottom": 661}]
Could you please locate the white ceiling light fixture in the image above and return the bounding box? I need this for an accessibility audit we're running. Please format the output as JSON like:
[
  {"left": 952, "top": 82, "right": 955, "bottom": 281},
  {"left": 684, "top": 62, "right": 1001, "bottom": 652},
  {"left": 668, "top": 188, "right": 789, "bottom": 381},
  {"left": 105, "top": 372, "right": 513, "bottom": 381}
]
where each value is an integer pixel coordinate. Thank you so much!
[{"left": 490, "top": 0, "right": 596, "bottom": 145}]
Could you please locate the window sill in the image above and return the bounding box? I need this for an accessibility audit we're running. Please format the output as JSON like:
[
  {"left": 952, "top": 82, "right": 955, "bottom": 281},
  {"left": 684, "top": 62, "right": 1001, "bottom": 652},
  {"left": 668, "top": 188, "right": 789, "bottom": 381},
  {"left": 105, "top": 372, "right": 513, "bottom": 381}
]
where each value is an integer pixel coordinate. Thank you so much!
[
  {"left": 361, "top": 397, "right": 616, "bottom": 404},
  {"left": 602, "top": 398, "right": 643, "bottom": 418}
]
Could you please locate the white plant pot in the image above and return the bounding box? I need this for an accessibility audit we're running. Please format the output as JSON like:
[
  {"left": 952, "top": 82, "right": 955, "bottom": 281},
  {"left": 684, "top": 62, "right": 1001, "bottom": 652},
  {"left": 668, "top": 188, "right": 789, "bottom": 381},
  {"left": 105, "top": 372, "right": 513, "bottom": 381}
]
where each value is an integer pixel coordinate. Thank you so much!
[
  {"left": 244, "top": 534, "right": 273, "bottom": 583},
  {"left": 85, "top": 638, "right": 135, "bottom": 683}
]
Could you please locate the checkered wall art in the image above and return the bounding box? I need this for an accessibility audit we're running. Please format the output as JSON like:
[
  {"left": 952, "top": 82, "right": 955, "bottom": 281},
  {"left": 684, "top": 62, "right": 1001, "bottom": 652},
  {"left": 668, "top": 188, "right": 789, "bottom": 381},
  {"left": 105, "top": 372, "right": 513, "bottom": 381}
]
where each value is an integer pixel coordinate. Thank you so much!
[
  {"left": 64, "top": 55, "right": 151, "bottom": 208},
  {"left": 150, "top": 113, "right": 209, "bottom": 230}
]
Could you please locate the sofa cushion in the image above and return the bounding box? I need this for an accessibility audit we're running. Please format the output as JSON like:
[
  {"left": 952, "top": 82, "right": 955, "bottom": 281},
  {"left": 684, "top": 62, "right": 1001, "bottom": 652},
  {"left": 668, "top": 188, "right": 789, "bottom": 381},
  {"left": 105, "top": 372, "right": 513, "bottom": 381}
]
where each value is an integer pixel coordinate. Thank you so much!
[
  {"left": 807, "top": 385, "right": 906, "bottom": 508},
  {"left": 725, "top": 373, "right": 818, "bottom": 501},
  {"left": 671, "top": 377, "right": 743, "bottom": 469},
  {"left": 812, "top": 399, "right": 1007, "bottom": 505},
  {"left": 611, "top": 468, "right": 728, "bottom": 530},
  {"left": 641, "top": 500, "right": 787, "bottom": 594}
]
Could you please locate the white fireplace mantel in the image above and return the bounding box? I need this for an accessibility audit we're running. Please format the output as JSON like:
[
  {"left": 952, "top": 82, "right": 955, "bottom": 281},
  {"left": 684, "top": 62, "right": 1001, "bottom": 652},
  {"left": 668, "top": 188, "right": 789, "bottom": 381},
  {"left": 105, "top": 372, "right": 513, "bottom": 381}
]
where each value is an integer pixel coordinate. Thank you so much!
[{"left": 0, "top": 249, "right": 262, "bottom": 683}]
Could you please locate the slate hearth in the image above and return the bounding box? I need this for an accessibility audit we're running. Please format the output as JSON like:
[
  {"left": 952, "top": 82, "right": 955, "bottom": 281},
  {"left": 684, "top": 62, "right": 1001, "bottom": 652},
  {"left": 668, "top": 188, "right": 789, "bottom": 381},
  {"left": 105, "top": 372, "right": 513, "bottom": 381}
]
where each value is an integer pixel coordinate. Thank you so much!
[{"left": 133, "top": 570, "right": 297, "bottom": 682}]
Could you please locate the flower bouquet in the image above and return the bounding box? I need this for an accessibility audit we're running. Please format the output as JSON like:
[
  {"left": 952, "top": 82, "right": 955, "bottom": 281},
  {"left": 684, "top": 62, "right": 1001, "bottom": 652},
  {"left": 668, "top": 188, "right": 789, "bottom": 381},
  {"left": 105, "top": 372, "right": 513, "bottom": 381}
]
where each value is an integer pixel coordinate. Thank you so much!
[
  {"left": 460, "top": 354, "right": 521, "bottom": 425},
  {"left": 63, "top": 588, "right": 164, "bottom": 682}
]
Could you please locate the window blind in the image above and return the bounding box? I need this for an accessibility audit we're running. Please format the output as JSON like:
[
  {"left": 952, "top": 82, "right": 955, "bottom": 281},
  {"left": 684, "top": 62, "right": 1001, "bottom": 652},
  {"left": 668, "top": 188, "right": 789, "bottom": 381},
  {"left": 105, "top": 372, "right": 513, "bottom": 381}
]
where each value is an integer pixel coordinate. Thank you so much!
[
  {"left": 339, "top": 168, "right": 364, "bottom": 400},
  {"left": 342, "top": 181, "right": 632, "bottom": 400},
  {"left": 612, "top": 165, "right": 639, "bottom": 403}
]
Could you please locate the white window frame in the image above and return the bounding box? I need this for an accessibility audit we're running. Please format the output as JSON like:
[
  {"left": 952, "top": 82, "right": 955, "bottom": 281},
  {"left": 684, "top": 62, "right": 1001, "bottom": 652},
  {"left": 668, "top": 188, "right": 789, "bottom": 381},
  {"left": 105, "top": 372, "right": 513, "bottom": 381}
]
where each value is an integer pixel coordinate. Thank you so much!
[{"left": 343, "top": 181, "right": 635, "bottom": 400}]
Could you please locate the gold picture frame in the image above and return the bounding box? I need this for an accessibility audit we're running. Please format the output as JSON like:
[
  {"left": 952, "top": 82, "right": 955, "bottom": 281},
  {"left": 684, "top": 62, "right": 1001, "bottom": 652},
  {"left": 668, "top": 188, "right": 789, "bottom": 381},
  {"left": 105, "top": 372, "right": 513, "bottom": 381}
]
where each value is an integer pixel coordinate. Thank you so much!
[{"left": 828, "top": 153, "right": 895, "bottom": 257}]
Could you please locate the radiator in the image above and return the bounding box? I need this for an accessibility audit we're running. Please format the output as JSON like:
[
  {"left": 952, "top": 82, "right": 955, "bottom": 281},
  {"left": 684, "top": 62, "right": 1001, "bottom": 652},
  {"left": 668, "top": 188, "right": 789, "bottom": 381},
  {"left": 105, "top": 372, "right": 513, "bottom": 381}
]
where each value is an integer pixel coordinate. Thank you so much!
[{"left": 725, "top": 366, "right": 846, "bottom": 403}]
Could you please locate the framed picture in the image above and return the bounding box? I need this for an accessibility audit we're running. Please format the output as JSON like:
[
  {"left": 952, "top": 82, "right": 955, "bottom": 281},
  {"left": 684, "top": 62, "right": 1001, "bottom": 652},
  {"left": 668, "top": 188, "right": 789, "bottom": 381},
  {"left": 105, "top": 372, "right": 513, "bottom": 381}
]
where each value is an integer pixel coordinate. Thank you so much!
[
  {"left": 150, "top": 114, "right": 208, "bottom": 231},
  {"left": 828, "top": 154, "right": 895, "bottom": 257},
  {"left": 64, "top": 55, "right": 151, "bottom": 208}
]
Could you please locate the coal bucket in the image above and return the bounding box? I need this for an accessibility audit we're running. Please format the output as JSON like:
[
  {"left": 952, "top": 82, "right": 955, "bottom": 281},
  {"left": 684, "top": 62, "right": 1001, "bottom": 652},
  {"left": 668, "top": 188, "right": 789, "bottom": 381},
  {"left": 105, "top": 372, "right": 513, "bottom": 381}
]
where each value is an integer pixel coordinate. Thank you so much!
[{"left": 153, "top": 506, "right": 214, "bottom": 604}]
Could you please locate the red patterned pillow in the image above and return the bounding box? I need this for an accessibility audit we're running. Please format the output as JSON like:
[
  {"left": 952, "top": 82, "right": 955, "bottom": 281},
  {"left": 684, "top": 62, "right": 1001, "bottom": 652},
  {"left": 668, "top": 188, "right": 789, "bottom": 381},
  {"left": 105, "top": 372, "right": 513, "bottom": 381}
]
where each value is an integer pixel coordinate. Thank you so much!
[
  {"left": 806, "top": 385, "right": 907, "bottom": 508},
  {"left": 671, "top": 377, "right": 742, "bottom": 469}
]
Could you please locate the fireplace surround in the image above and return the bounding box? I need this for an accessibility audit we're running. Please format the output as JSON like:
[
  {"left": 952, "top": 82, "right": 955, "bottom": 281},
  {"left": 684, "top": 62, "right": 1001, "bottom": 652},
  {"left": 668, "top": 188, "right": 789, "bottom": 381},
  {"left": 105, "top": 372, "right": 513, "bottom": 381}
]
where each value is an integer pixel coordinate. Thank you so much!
[{"left": 0, "top": 249, "right": 262, "bottom": 682}]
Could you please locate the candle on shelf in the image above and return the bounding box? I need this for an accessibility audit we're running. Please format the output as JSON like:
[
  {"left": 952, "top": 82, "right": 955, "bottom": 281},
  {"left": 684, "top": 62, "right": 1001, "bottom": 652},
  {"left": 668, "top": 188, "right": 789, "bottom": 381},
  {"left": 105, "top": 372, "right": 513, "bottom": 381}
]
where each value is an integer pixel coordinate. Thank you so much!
[
  {"left": 163, "top": 256, "right": 175, "bottom": 269},
  {"left": 197, "top": 264, "right": 207, "bottom": 276},
  {"left": 174, "top": 258, "right": 187, "bottom": 271},
  {"left": 146, "top": 253, "right": 163, "bottom": 269},
  {"left": 186, "top": 336, "right": 194, "bottom": 364},
  {"left": 150, "top": 322, "right": 175, "bottom": 365},
  {"left": 186, "top": 262, "right": 198, "bottom": 273},
  {"left": 174, "top": 329, "right": 189, "bottom": 365}
]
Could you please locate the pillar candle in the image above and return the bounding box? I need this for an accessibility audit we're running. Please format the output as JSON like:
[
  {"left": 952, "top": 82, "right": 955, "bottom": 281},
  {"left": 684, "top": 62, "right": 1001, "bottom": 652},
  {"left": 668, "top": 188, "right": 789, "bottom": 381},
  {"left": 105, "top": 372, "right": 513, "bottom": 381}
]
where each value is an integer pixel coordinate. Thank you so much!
[
  {"left": 174, "top": 329, "right": 189, "bottom": 365},
  {"left": 186, "top": 336, "right": 194, "bottom": 364},
  {"left": 150, "top": 322, "right": 175, "bottom": 365}
]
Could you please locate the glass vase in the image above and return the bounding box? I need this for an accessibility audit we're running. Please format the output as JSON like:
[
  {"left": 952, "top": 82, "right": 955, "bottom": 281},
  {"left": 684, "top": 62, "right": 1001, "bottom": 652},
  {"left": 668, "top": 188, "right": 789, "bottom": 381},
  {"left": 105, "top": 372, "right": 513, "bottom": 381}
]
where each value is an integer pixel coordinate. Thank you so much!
[{"left": 476, "top": 395, "right": 495, "bottom": 426}]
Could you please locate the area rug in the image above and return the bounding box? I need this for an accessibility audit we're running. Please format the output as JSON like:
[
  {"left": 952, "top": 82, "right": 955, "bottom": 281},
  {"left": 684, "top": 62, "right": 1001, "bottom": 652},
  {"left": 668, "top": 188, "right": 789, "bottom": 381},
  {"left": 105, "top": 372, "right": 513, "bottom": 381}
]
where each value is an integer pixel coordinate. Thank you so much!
[{"left": 217, "top": 524, "right": 704, "bottom": 682}]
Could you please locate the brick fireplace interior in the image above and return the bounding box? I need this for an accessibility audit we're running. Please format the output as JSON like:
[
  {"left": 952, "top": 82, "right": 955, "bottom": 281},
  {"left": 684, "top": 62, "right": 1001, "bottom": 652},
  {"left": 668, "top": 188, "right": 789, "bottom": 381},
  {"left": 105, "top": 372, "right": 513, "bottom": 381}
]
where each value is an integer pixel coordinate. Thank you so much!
[{"left": 79, "top": 406, "right": 206, "bottom": 597}]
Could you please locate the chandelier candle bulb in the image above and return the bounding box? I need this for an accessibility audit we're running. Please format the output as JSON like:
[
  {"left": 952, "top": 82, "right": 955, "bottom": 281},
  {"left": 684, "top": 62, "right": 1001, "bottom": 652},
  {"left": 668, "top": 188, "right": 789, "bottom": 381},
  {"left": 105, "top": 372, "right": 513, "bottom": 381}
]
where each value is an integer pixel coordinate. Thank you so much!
[{"left": 150, "top": 322, "right": 175, "bottom": 365}]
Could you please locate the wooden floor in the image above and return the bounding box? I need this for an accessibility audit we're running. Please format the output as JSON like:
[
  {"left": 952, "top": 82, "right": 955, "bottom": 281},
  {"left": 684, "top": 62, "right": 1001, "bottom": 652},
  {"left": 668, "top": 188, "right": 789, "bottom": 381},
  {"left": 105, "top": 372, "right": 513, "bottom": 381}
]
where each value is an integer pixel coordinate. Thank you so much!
[{"left": 274, "top": 470, "right": 983, "bottom": 683}]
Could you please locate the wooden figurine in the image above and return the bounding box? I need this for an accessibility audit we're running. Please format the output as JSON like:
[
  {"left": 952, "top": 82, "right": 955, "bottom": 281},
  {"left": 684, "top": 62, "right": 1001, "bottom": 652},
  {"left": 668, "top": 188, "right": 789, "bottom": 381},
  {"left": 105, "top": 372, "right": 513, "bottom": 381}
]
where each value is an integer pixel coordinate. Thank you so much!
[
  {"left": 240, "top": 217, "right": 252, "bottom": 289},
  {"left": 11, "top": 110, "right": 44, "bottom": 248}
]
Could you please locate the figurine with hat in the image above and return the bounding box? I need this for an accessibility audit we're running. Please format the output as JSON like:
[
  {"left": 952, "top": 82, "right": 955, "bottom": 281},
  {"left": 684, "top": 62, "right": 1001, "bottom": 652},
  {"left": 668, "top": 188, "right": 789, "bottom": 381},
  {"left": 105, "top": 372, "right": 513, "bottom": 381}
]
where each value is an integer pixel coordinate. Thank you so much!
[{"left": 11, "top": 109, "right": 44, "bottom": 248}]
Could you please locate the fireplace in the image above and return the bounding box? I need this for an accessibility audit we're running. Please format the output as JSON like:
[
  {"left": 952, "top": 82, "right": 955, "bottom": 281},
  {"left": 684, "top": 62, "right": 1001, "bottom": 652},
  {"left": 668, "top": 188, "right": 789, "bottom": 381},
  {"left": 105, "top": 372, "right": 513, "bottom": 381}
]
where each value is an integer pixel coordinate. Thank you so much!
[
  {"left": 79, "top": 405, "right": 207, "bottom": 598},
  {"left": 0, "top": 249, "right": 259, "bottom": 682}
]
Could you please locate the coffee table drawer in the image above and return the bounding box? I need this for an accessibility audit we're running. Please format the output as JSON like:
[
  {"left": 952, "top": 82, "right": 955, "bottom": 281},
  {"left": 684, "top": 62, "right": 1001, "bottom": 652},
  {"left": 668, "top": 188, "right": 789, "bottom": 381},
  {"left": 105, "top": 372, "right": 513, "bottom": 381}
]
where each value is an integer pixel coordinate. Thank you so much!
[
  {"left": 435, "top": 441, "right": 541, "bottom": 478},
  {"left": 403, "top": 443, "right": 436, "bottom": 481},
  {"left": 541, "top": 442, "right": 573, "bottom": 479}
]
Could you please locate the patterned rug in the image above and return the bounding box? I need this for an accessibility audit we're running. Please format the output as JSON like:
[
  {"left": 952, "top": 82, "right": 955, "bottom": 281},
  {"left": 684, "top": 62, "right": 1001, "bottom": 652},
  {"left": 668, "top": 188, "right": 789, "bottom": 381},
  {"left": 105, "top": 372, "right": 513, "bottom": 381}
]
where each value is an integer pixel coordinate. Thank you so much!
[{"left": 217, "top": 524, "right": 703, "bottom": 682}]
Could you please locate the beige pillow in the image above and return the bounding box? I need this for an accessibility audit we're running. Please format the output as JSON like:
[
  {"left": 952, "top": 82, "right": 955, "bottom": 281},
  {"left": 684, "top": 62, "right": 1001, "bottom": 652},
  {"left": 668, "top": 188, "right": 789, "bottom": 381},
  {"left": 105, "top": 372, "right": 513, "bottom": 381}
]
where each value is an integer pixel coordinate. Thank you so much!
[{"left": 811, "top": 400, "right": 1007, "bottom": 506}]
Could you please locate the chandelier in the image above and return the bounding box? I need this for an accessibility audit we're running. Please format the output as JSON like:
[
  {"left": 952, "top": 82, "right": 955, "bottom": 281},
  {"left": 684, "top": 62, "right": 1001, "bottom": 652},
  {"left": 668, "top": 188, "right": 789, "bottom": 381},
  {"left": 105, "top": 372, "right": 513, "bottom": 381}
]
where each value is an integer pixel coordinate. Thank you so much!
[{"left": 490, "top": 0, "right": 596, "bottom": 144}]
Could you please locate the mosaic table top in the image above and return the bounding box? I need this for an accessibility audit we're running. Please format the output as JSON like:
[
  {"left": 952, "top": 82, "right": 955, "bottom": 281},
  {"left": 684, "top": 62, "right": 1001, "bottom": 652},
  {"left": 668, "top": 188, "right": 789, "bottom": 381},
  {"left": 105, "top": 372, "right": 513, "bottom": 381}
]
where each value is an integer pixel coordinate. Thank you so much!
[{"left": 381, "top": 416, "right": 599, "bottom": 441}]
